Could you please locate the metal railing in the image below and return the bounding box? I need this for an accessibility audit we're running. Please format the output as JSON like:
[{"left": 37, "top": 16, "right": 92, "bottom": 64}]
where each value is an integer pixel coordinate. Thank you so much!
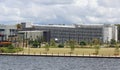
[{"left": 0, "top": 51, "right": 120, "bottom": 58}]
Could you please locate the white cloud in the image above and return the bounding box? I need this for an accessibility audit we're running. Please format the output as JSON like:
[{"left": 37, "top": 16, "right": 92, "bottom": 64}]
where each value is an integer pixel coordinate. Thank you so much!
[
  {"left": 74, "top": 0, "right": 88, "bottom": 7},
  {"left": 0, "top": 0, "right": 120, "bottom": 24},
  {"left": 98, "top": 0, "right": 120, "bottom": 8}
]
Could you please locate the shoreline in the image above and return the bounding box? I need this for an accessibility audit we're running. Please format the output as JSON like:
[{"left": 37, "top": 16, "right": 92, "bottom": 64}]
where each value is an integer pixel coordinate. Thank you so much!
[{"left": 0, "top": 53, "right": 120, "bottom": 58}]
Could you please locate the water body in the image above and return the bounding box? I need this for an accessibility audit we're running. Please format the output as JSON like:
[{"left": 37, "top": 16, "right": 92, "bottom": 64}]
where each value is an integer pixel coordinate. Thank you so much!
[{"left": 0, "top": 56, "right": 120, "bottom": 70}]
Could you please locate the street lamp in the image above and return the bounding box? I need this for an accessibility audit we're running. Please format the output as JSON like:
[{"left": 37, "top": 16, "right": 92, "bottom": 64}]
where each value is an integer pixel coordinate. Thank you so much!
[
  {"left": 55, "top": 38, "right": 58, "bottom": 43},
  {"left": 22, "top": 33, "right": 24, "bottom": 47},
  {"left": 78, "top": 33, "right": 79, "bottom": 44},
  {"left": 48, "top": 29, "right": 51, "bottom": 46},
  {"left": 107, "top": 37, "right": 109, "bottom": 47},
  {"left": 107, "top": 37, "right": 109, "bottom": 44},
  {"left": 25, "top": 32, "right": 27, "bottom": 48},
  {"left": 99, "top": 37, "right": 102, "bottom": 45}
]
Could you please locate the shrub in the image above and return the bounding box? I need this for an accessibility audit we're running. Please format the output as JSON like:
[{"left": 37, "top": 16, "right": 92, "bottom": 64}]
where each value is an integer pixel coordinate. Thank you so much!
[
  {"left": 79, "top": 41, "right": 87, "bottom": 47},
  {"left": 110, "top": 39, "right": 116, "bottom": 45},
  {"left": 32, "top": 40, "right": 40, "bottom": 48},
  {"left": 0, "top": 47, "right": 8, "bottom": 53},
  {"left": 8, "top": 45, "right": 14, "bottom": 49},
  {"left": 58, "top": 44, "right": 64, "bottom": 48},
  {"left": 16, "top": 47, "right": 23, "bottom": 51},
  {"left": 92, "top": 38, "right": 100, "bottom": 45},
  {"left": 50, "top": 39, "right": 56, "bottom": 47},
  {"left": 0, "top": 44, "right": 23, "bottom": 53},
  {"left": 7, "top": 49, "right": 17, "bottom": 53},
  {"left": 44, "top": 43, "right": 49, "bottom": 52},
  {"left": 109, "top": 45, "right": 115, "bottom": 47},
  {"left": 0, "top": 47, "right": 15, "bottom": 53},
  {"left": 94, "top": 45, "right": 100, "bottom": 55}
]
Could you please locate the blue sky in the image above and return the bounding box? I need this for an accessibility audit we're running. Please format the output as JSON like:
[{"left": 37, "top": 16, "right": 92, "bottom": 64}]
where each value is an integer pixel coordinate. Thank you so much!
[{"left": 0, "top": 0, "right": 120, "bottom": 24}]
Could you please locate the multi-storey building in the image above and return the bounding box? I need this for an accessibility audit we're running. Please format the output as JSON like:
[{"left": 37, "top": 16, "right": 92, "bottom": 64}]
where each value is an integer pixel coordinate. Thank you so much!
[
  {"left": 0, "top": 24, "right": 17, "bottom": 41},
  {"left": 21, "top": 23, "right": 118, "bottom": 43}
]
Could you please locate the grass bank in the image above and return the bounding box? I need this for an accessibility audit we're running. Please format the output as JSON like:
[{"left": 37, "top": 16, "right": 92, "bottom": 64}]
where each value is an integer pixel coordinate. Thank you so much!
[{"left": 19, "top": 48, "right": 118, "bottom": 56}]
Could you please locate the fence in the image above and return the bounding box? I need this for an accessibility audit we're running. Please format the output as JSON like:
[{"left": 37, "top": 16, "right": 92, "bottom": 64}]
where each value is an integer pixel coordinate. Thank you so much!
[{"left": 0, "top": 51, "right": 120, "bottom": 58}]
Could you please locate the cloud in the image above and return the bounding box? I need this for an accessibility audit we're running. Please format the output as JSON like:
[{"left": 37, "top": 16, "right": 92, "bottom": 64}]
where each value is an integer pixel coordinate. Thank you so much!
[
  {"left": 0, "top": 0, "right": 120, "bottom": 24},
  {"left": 73, "top": 0, "right": 88, "bottom": 7},
  {"left": 98, "top": 0, "right": 120, "bottom": 8}
]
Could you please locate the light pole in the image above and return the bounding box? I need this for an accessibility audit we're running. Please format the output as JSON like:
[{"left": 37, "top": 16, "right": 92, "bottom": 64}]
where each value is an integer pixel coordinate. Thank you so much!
[
  {"left": 55, "top": 38, "right": 58, "bottom": 43},
  {"left": 25, "top": 32, "right": 27, "bottom": 48},
  {"left": 22, "top": 33, "right": 24, "bottom": 48},
  {"left": 48, "top": 29, "right": 51, "bottom": 47},
  {"left": 69, "top": 32, "right": 70, "bottom": 41},
  {"left": 78, "top": 33, "right": 79, "bottom": 44},
  {"left": 99, "top": 37, "right": 102, "bottom": 45},
  {"left": 107, "top": 37, "right": 109, "bottom": 47}
]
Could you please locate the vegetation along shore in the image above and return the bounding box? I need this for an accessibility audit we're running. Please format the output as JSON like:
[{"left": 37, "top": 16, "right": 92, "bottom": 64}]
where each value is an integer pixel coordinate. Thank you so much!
[{"left": 0, "top": 38, "right": 120, "bottom": 57}]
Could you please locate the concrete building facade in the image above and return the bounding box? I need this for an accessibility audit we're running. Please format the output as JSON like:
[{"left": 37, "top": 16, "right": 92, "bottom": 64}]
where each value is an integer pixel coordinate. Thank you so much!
[
  {"left": 21, "top": 23, "right": 118, "bottom": 43},
  {"left": 18, "top": 30, "right": 43, "bottom": 40},
  {"left": 0, "top": 24, "right": 17, "bottom": 41}
]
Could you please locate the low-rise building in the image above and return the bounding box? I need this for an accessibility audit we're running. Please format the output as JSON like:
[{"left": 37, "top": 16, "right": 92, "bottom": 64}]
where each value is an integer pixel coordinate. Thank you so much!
[{"left": 0, "top": 24, "right": 17, "bottom": 41}]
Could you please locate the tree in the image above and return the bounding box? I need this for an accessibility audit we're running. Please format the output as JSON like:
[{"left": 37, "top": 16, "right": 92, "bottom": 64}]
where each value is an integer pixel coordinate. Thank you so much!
[
  {"left": 44, "top": 43, "right": 49, "bottom": 52},
  {"left": 79, "top": 41, "right": 87, "bottom": 47},
  {"left": 50, "top": 39, "right": 56, "bottom": 47},
  {"left": 110, "top": 39, "right": 116, "bottom": 45},
  {"left": 109, "top": 39, "right": 119, "bottom": 55},
  {"left": 92, "top": 38, "right": 100, "bottom": 55},
  {"left": 40, "top": 36, "right": 45, "bottom": 43},
  {"left": 16, "top": 24, "right": 22, "bottom": 29},
  {"left": 94, "top": 45, "right": 100, "bottom": 55},
  {"left": 114, "top": 44, "right": 119, "bottom": 55},
  {"left": 64, "top": 41, "right": 69, "bottom": 47},
  {"left": 28, "top": 39, "right": 34, "bottom": 45},
  {"left": 110, "top": 39, "right": 117, "bottom": 47},
  {"left": 32, "top": 40, "right": 40, "bottom": 48},
  {"left": 28, "top": 36, "right": 44, "bottom": 48},
  {"left": 66, "top": 40, "right": 77, "bottom": 53},
  {"left": 92, "top": 38, "right": 100, "bottom": 45}
]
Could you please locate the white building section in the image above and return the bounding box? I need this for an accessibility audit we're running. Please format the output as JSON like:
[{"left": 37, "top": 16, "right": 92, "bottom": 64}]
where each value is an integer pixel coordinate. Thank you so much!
[
  {"left": 0, "top": 24, "right": 17, "bottom": 40},
  {"left": 103, "top": 24, "right": 118, "bottom": 42},
  {"left": 18, "top": 31, "right": 43, "bottom": 40}
]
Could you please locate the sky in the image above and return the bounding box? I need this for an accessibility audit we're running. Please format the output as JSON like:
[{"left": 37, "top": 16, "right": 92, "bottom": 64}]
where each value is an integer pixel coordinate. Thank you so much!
[{"left": 0, "top": 0, "right": 120, "bottom": 25}]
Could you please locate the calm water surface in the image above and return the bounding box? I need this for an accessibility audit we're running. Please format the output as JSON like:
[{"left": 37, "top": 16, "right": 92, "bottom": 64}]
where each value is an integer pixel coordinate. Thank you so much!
[{"left": 0, "top": 56, "right": 120, "bottom": 70}]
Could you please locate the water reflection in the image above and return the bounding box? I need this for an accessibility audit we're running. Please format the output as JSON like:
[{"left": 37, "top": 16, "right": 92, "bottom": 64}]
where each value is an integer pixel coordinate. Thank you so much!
[{"left": 0, "top": 56, "right": 120, "bottom": 70}]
